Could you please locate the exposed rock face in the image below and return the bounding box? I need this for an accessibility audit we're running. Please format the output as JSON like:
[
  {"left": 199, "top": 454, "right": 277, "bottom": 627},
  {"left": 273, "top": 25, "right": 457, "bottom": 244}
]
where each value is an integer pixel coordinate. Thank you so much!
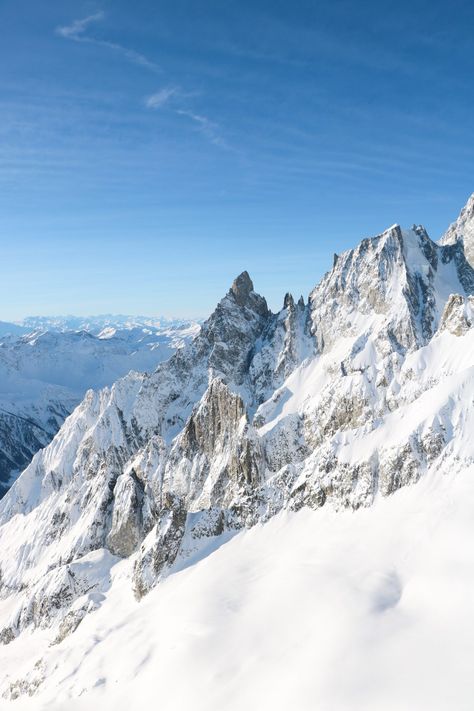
[
  {"left": 1, "top": 219, "right": 474, "bottom": 677},
  {"left": 0, "top": 549, "right": 115, "bottom": 647},
  {"left": 230, "top": 271, "right": 266, "bottom": 313},
  {"left": 132, "top": 492, "right": 187, "bottom": 599},
  {"left": 439, "top": 294, "right": 474, "bottom": 336},
  {"left": 250, "top": 291, "right": 313, "bottom": 404},
  {"left": 106, "top": 470, "right": 145, "bottom": 557},
  {"left": 165, "top": 378, "right": 263, "bottom": 509},
  {"left": 440, "top": 193, "right": 474, "bottom": 267}
]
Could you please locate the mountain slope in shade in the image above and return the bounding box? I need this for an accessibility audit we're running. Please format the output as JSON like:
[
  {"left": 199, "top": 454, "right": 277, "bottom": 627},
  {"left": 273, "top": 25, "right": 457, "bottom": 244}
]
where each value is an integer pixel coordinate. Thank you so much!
[
  {"left": 439, "top": 192, "right": 474, "bottom": 266},
  {"left": 0, "top": 322, "right": 199, "bottom": 493},
  {"left": 0, "top": 203, "right": 474, "bottom": 706}
]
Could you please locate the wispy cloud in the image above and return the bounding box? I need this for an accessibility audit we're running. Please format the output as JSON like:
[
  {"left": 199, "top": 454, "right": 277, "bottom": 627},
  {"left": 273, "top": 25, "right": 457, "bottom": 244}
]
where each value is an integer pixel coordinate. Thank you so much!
[
  {"left": 145, "top": 89, "right": 227, "bottom": 149},
  {"left": 56, "top": 12, "right": 105, "bottom": 39},
  {"left": 145, "top": 87, "right": 179, "bottom": 109},
  {"left": 56, "top": 12, "right": 161, "bottom": 73},
  {"left": 176, "top": 109, "right": 227, "bottom": 148}
]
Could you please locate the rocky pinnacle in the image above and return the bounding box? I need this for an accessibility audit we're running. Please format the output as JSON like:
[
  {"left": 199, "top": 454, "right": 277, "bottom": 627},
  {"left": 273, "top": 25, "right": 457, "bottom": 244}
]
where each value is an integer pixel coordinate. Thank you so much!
[{"left": 231, "top": 271, "right": 254, "bottom": 304}]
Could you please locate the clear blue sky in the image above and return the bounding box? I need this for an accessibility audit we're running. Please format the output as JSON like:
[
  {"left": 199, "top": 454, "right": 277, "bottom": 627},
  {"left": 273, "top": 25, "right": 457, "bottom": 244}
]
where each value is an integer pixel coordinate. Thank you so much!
[{"left": 1, "top": 0, "right": 473, "bottom": 320}]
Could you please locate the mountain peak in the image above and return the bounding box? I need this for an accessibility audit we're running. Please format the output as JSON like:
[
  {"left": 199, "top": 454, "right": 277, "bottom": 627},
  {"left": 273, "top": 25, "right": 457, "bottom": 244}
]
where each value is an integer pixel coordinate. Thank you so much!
[
  {"left": 226, "top": 271, "right": 268, "bottom": 318},
  {"left": 231, "top": 271, "right": 254, "bottom": 303},
  {"left": 439, "top": 192, "right": 474, "bottom": 267},
  {"left": 462, "top": 192, "right": 474, "bottom": 212}
]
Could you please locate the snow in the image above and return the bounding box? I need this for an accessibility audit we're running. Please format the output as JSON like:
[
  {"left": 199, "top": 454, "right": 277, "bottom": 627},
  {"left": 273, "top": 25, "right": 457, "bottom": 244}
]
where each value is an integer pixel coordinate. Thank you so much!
[{"left": 4, "top": 463, "right": 474, "bottom": 711}]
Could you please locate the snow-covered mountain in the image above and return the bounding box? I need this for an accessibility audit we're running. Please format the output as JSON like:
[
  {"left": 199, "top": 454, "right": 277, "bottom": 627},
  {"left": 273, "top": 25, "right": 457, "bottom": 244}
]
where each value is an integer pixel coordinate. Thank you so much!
[
  {"left": 439, "top": 192, "right": 474, "bottom": 266},
  {"left": 0, "top": 321, "right": 199, "bottom": 493},
  {"left": 1, "top": 196, "right": 474, "bottom": 708},
  {"left": 20, "top": 314, "right": 198, "bottom": 335}
]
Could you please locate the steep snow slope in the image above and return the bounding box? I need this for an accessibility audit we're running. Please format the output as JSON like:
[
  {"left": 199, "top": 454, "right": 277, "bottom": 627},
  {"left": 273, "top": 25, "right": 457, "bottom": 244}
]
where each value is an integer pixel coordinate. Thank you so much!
[
  {"left": 3, "top": 464, "right": 474, "bottom": 711},
  {"left": 1, "top": 199, "right": 474, "bottom": 707},
  {"left": 0, "top": 322, "right": 199, "bottom": 492},
  {"left": 440, "top": 192, "right": 474, "bottom": 266}
]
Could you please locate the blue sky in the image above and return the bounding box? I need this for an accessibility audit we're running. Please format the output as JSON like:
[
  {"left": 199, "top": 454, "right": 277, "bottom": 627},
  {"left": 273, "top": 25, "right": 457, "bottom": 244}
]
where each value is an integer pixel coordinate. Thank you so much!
[{"left": 1, "top": 0, "right": 473, "bottom": 319}]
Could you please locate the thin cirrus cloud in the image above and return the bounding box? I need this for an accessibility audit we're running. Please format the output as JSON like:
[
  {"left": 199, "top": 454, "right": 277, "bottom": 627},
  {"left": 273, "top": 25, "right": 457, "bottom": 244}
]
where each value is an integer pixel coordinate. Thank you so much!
[
  {"left": 176, "top": 109, "right": 226, "bottom": 148},
  {"left": 145, "top": 88, "right": 227, "bottom": 149},
  {"left": 56, "top": 12, "right": 161, "bottom": 73},
  {"left": 145, "top": 87, "right": 179, "bottom": 109},
  {"left": 57, "top": 11, "right": 226, "bottom": 150}
]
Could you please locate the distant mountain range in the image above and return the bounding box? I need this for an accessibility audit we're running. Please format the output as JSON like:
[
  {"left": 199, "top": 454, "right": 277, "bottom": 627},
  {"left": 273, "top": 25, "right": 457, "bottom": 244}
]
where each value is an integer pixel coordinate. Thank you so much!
[
  {"left": 0, "top": 314, "right": 201, "bottom": 337},
  {"left": 0, "top": 318, "right": 200, "bottom": 493}
]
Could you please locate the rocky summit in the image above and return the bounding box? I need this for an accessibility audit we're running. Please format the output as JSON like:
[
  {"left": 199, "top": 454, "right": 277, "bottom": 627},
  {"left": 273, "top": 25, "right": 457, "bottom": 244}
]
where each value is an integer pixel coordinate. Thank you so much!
[{"left": 1, "top": 195, "right": 474, "bottom": 705}]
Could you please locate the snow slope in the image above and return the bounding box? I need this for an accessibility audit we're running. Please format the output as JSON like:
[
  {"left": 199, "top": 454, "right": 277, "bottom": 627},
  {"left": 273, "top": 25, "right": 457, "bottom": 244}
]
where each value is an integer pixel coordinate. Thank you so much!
[{"left": 4, "top": 464, "right": 474, "bottom": 711}]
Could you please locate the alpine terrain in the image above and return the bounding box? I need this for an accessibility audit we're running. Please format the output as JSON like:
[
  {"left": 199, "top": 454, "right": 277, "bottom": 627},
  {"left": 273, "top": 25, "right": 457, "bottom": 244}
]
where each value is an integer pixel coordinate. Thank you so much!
[
  {"left": 0, "top": 319, "right": 199, "bottom": 494},
  {"left": 1, "top": 195, "right": 474, "bottom": 710}
]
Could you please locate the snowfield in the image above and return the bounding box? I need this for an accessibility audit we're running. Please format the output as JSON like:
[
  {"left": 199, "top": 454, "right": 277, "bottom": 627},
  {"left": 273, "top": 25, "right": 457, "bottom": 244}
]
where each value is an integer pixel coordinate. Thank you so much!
[{"left": 4, "top": 463, "right": 474, "bottom": 711}]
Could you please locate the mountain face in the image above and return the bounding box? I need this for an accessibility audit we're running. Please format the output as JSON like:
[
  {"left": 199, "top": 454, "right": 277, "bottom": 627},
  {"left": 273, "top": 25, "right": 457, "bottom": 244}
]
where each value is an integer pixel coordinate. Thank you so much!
[
  {"left": 1, "top": 198, "right": 474, "bottom": 705},
  {"left": 439, "top": 192, "right": 474, "bottom": 266},
  {"left": 0, "top": 322, "right": 199, "bottom": 494}
]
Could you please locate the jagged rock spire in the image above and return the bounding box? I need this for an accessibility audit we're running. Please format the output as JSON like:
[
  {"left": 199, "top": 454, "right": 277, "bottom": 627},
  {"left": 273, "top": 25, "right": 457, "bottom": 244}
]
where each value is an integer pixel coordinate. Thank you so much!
[
  {"left": 227, "top": 271, "right": 268, "bottom": 317},
  {"left": 231, "top": 271, "right": 254, "bottom": 302}
]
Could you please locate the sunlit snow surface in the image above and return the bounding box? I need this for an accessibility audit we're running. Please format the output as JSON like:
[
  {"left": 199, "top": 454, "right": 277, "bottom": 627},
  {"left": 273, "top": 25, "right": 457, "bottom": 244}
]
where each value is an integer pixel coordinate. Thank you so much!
[{"left": 3, "top": 465, "right": 474, "bottom": 711}]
